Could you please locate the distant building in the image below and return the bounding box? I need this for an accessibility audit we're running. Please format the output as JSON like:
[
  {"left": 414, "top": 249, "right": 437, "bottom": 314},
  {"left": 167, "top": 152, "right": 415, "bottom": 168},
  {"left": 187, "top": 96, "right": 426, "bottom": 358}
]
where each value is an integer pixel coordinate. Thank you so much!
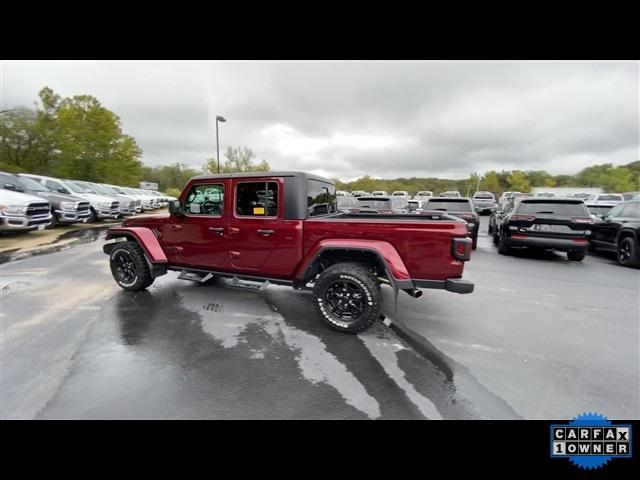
[
  {"left": 531, "top": 187, "right": 602, "bottom": 196},
  {"left": 139, "top": 181, "right": 158, "bottom": 190}
]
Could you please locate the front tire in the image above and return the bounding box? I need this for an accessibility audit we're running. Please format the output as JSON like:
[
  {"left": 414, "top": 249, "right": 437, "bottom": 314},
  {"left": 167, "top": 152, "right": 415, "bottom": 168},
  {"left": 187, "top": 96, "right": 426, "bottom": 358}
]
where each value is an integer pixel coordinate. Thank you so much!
[
  {"left": 46, "top": 211, "right": 59, "bottom": 229},
  {"left": 617, "top": 237, "right": 640, "bottom": 268},
  {"left": 567, "top": 250, "right": 586, "bottom": 262},
  {"left": 89, "top": 207, "right": 99, "bottom": 223},
  {"left": 109, "top": 241, "right": 154, "bottom": 291},
  {"left": 313, "top": 263, "right": 381, "bottom": 333}
]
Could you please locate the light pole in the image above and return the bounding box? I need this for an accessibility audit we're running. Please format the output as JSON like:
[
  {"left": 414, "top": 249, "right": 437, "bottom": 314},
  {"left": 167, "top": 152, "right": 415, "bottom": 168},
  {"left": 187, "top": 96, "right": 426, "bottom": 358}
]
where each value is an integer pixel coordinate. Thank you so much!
[{"left": 215, "top": 115, "right": 226, "bottom": 174}]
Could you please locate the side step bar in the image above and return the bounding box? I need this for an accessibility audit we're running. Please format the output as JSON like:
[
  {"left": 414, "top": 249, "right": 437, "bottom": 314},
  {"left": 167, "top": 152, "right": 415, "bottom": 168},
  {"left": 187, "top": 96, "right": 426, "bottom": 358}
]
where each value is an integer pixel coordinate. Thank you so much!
[{"left": 177, "top": 270, "right": 214, "bottom": 283}]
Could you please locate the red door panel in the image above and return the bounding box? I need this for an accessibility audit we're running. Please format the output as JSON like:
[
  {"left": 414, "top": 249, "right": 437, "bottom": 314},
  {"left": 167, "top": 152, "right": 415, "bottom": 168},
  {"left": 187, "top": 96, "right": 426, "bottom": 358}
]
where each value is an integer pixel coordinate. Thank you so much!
[
  {"left": 161, "top": 180, "right": 229, "bottom": 269},
  {"left": 228, "top": 178, "right": 302, "bottom": 277}
]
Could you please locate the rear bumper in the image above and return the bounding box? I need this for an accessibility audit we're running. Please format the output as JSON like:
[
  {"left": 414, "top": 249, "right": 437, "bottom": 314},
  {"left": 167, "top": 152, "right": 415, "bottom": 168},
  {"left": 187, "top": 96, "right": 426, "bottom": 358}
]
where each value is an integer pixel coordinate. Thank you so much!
[
  {"left": 413, "top": 275, "right": 474, "bottom": 294},
  {"left": 503, "top": 235, "right": 589, "bottom": 251}
]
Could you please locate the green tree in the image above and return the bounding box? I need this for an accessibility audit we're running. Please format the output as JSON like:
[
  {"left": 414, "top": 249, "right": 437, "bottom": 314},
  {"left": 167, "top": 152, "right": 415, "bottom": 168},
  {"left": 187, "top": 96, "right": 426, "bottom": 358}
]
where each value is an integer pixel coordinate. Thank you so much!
[
  {"left": 139, "top": 162, "right": 201, "bottom": 191},
  {"left": 205, "top": 146, "right": 271, "bottom": 174},
  {"left": 507, "top": 170, "right": 531, "bottom": 192},
  {"left": 480, "top": 170, "right": 501, "bottom": 194},
  {"left": 600, "top": 166, "right": 635, "bottom": 192},
  {"left": 1, "top": 87, "right": 143, "bottom": 185}
]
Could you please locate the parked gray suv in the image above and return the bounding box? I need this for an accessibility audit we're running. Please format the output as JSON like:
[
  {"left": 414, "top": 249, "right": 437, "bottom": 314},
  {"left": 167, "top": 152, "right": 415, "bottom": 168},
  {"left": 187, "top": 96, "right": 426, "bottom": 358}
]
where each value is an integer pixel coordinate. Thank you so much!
[{"left": 9, "top": 173, "right": 91, "bottom": 227}]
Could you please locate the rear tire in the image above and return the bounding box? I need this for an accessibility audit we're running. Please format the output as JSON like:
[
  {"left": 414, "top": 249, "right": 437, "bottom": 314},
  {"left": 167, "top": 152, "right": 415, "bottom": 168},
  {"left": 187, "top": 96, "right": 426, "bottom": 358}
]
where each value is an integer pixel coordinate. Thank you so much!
[
  {"left": 313, "top": 263, "right": 381, "bottom": 333},
  {"left": 617, "top": 237, "right": 640, "bottom": 268},
  {"left": 109, "top": 241, "right": 154, "bottom": 291},
  {"left": 472, "top": 231, "right": 478, "bottom": 250},
  {"left": 567, "top": 250, "right": 586, "bottom": 262},
  {"left": 497, "top": 237, "right": 511, "bottom": 255}
]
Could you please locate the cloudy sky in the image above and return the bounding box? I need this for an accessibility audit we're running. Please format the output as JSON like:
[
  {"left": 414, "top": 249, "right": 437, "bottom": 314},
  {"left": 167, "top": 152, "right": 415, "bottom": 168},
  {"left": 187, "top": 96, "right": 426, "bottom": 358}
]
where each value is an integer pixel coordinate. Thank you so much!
[{"left": 1, "top": 61, "right": 638, "bottom": 180}]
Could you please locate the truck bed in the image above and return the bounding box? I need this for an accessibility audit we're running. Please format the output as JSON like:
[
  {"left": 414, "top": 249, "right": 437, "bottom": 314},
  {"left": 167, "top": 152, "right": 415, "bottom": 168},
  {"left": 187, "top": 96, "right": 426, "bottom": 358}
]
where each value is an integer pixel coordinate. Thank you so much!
[{"left": 304, "top": 212, "right": 469, "bottom": 280}]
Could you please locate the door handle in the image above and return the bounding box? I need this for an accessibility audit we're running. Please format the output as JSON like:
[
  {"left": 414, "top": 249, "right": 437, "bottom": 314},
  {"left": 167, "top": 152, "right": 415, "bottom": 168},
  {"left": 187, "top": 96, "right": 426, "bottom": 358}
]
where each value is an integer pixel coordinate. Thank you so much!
[
  {"left": 171, "top": 224, "right": 182, "bottom": 231},
  {"left": 256, "top": 229, "right": 275, "bottom": 236},
  {"left": 208, "top": 227, "right": 225, "bottom": 234}
]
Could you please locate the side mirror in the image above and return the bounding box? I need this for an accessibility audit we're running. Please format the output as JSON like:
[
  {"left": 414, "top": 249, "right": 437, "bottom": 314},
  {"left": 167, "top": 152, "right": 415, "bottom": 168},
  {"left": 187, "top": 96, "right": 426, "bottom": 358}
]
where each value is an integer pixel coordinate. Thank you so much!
[
  {"left": 168, "top": 199, "right": 182, "bottom": 215},
  {"left": 57, "top": 187, "right": 69, "bottom": 194},
  {"left": 4, "top": 183, "right": 16, "bottom": 191}
]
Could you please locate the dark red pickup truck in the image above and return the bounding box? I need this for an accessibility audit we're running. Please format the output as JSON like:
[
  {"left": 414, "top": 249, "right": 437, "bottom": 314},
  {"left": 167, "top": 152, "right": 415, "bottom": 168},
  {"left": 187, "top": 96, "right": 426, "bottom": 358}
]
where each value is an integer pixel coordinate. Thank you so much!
[{"left": 104, "top": 172, "right": 474, "bottom": 332}]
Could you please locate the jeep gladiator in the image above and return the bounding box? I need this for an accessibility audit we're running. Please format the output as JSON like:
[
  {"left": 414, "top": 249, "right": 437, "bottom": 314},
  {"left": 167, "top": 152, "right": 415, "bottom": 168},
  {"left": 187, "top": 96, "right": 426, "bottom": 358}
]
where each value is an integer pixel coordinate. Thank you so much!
[{"left": 103, "top": 172, "right": 474, "bottom": 333}]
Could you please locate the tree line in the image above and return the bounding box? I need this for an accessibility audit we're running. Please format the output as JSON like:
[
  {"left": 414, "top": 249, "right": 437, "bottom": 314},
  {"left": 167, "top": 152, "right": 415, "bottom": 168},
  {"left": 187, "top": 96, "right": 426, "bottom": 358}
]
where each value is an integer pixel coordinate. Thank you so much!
[
  {"left": 335, "top": 162, "right": 640, "bottom": 196},
  {"left": 2, "top": 87, "right": 636, "bottom": 197}
]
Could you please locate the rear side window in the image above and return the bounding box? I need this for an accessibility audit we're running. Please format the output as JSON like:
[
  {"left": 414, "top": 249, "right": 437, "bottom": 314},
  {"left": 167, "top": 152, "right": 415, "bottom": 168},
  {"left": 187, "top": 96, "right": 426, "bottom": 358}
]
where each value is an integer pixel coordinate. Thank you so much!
[
  {"left": 236, "top": 181, "right": 278, "bottom": 217},
  {"left": 307, "top": 179, "right": 337, "bottom": 216},
  {"left": 184, "top": 184, "right": 224, "bottom": 215},
  {"left": 516, "top": 201, "right": 588, "bottom": 215},
  {"left": 426, "top": 200, "right": 472, "bottom": 212},
  {"left": 620, "top": 203, "right": 640, "bottom": 218}
]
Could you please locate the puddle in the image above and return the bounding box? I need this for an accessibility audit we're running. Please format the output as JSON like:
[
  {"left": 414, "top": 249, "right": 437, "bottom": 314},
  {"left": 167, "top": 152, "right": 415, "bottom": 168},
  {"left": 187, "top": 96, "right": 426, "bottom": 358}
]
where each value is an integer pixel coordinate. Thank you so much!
[{"left": 0, "top": 226, "right": 110, "bottom": 265}]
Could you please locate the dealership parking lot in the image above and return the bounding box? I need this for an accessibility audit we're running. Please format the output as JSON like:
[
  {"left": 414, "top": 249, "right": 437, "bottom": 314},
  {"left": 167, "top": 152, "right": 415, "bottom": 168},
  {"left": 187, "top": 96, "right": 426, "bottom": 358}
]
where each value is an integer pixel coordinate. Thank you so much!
[{"left": 1, "top": 217, "right": 638, "bottom": 419}]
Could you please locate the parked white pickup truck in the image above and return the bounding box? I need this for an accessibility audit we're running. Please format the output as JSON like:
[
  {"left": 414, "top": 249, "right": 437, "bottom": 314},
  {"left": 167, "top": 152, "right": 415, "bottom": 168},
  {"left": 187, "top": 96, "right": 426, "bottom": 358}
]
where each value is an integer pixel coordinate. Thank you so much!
[{"left": 0, "top": 188, "right": 52, "bottom": 232}]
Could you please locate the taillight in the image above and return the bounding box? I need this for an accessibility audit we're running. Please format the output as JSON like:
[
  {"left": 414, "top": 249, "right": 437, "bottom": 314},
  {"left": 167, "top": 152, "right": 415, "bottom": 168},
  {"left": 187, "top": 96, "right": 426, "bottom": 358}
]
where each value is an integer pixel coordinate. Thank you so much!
[
  {"left": 451, "top": 237, "right": 472, "bottom": 261},
  {"left": 510, "top": 214, "right": 535, "bottom": 221},
  {"left": 571, "top": 217, "right": 594, "bottom": 224}
]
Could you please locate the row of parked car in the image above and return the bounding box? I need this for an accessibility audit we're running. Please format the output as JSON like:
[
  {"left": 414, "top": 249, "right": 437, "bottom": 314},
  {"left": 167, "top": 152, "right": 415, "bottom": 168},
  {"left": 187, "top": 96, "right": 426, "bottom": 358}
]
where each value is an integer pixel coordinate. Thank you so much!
[
  {"left": 336, "top": 189, "right": 640, "bottom": 267},
  {"left": 487, "top": 194, "right": 640, "bottom": 267},
  {"left": 0, "top": 171, "right": 177, "bottom": 233}
]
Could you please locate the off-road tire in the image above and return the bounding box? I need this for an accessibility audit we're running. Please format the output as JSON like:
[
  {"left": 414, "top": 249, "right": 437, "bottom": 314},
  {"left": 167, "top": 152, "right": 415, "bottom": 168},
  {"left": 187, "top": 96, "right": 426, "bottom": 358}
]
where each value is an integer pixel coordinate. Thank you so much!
[
  {"left": 567, "top": 250, "right": 586, "bottom": 262},
  {"left": 109, "top": 241, "right": 154, "bottom": 291},
  {"left": 313, "top": 263, "right": 382, "bottom": 333},
  {"left": 617, "top": 237, "right": 640, "bottom": 268}
]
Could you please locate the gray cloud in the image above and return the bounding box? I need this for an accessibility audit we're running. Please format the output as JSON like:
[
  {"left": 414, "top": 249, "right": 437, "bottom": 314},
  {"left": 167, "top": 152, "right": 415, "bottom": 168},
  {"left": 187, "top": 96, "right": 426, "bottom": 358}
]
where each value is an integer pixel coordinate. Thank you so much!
[{"left": 1, "top": 60, "right": 637, "bottom": 180}]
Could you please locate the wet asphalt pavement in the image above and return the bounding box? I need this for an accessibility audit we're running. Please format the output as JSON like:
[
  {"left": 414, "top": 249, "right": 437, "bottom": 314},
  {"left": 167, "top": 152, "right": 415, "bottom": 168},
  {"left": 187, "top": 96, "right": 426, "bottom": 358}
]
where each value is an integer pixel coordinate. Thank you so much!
[{"left": 1, "top": 217, "right": 638, "bottom": 419}]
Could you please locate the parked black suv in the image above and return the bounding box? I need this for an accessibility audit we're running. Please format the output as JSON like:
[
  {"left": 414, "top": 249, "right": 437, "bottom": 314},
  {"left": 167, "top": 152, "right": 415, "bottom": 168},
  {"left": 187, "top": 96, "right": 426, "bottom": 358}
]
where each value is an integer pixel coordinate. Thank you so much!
[
  {"left": 489, "top": 197, "right": 592, "bottom": 261},
  {"left": 423, "top": 197, "right": 479, "bottom": 249},
  {"left": 590, "top": 201, "right": 640, "bottom": 268}
]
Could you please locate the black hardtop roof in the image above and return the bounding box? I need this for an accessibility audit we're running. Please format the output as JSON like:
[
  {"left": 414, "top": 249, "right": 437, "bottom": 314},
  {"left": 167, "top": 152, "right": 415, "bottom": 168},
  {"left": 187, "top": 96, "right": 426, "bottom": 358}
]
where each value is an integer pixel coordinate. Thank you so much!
[{"left": 190, "top": 171, "right": 333, "bottom": 184}]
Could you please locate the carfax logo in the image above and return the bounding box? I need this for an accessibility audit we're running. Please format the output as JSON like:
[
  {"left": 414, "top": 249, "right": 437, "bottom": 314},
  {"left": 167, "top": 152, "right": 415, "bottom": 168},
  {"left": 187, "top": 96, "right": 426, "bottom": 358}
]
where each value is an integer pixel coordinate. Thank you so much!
[{"left": 550, "top": 412, "right": 632, "bottom": 470}]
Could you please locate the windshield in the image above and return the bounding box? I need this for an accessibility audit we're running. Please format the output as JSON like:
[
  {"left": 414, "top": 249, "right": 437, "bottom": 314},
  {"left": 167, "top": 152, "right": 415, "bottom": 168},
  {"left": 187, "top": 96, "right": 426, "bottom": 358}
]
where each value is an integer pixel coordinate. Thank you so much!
[
  {"left": 516, "top": 200, "right": 588, "bottom": 215},
  {"left": 337, "top": 196, "right": 357, "bottom": 209},
  {"left": 597, "top": 194, "right": 623, "bottom": 201},
  {"left": 355, "top": 197, "right": 408, "bottom": 210},
  {"left": 101, "top": 185, "right": 120, "bottom": 195},
  {"left": 473, "top": 193, "right": 494, "bottom": 199},
  {"left": 426, "top": 199, "right": 472, "bottom": 212},
  {"left": 88, "top": 183, "right": 111, "bottom": 195},
  {"left": 64, "top": 181, "right": 91, "bottom": 194},
  {"left": 17, "top": 175, "right": 49, "bottom": 192}
]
